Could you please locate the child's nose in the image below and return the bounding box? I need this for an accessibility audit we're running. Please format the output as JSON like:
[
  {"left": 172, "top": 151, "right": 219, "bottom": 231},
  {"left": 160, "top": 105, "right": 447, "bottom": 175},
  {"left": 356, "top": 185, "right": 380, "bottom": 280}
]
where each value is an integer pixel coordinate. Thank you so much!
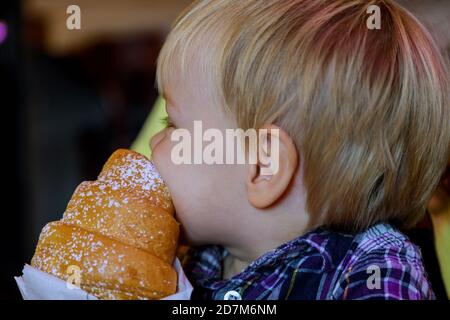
[{"left": 150, "top": 128, "right": 171, "bottom": 151}]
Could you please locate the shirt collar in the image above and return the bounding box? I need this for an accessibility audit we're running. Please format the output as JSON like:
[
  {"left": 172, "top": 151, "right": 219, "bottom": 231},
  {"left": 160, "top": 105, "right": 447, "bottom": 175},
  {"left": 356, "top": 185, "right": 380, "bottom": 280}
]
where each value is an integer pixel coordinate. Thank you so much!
[{"left": 183, "top": 226, "right": 356, "bottom": 289}]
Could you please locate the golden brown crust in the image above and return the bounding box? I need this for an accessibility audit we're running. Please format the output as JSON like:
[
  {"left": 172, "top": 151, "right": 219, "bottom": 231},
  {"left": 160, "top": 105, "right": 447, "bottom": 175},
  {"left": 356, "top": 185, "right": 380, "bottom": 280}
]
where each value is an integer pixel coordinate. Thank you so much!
[
  {"left": 31, "top": 149, "right": 179, "bottom": 300},
  {"left": 32, "top": 222, "right": 177, "bottom": 300},
  {"left": 63, "top": 181, "right": 179, "bottom": 264}
]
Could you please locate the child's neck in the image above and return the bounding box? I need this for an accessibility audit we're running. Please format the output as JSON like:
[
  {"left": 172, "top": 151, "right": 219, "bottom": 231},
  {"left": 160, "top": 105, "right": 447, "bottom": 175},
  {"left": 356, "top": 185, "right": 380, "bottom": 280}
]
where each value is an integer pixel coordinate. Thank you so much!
[
  {"left": 221, "top": 199, "right": 312, "bottom": 279},
  {"left": 222, "top": 231, "right": 301, "bottom": 279},
  {"left": 223, "top": 254, "right": 249, "bottom": 279},
  {"left": 222, "top": 243, "right": 268, "bottom": 279}
]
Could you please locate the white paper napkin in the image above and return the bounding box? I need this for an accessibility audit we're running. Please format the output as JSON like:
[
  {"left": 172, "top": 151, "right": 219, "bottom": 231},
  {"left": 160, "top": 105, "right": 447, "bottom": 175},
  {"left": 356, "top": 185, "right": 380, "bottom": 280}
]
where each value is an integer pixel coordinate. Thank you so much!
[{"left": 15, "top": 258, "right": 193, "bottom": 300}]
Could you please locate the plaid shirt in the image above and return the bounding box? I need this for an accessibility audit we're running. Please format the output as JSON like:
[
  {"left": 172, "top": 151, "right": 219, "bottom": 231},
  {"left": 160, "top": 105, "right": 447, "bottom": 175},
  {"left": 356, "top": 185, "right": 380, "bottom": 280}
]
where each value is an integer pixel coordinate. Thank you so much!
[{"left": 182, "top": 223, "right": 435, "bottom": 300}]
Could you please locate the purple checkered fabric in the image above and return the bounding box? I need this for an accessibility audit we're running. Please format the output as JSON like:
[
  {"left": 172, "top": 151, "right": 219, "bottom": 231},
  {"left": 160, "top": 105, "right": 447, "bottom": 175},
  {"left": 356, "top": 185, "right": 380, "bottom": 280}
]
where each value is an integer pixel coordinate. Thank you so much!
[{"left": 182, "top": 223, "right": 435, "bottom": 300}]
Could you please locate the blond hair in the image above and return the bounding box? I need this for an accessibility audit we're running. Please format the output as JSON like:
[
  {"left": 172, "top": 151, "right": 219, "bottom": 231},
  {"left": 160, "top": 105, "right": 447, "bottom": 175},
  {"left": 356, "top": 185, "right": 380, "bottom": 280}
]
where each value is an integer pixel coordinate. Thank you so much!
[{"left": 156, "top": 0, "right": 450, "bottom": 232}]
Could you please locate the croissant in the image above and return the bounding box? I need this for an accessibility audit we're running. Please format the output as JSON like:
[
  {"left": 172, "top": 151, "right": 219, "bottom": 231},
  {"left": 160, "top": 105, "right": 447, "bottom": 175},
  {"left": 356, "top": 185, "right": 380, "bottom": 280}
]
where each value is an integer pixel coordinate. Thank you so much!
[{"left": 31, "top": 149, "right": 180, "bottom": 300}]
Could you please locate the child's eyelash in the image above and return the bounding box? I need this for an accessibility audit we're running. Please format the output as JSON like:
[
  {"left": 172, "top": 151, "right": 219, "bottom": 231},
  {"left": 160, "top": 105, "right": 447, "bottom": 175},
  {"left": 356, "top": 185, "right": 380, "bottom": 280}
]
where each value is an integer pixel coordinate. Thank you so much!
[{"left": 160, "top": 116, "right": 175, "bottom": 128}]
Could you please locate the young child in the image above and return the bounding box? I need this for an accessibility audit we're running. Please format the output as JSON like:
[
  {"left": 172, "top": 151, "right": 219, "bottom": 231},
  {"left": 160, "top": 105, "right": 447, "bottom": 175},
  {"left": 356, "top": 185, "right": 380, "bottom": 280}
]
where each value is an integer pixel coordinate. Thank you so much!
[{"left": 149, "top": 0, "right": 450, "bottom": 299}]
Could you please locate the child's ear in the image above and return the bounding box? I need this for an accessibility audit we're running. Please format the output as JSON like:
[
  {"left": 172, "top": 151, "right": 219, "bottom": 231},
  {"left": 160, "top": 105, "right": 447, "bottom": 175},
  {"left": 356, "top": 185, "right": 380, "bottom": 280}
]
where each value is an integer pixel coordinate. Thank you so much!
[{"left": 246, "top": 124, "right": 298, "bottom": 209}]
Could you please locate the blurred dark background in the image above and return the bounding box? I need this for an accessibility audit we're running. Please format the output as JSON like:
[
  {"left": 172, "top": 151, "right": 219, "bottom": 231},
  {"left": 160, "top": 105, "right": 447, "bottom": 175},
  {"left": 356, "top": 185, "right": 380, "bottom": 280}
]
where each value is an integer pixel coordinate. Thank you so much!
[
  {"left": 0, "top": 0, "right": 192, "bottom": 299},
  {"left": 0, "top": 0, "right": 448, "bottom": 300}
]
